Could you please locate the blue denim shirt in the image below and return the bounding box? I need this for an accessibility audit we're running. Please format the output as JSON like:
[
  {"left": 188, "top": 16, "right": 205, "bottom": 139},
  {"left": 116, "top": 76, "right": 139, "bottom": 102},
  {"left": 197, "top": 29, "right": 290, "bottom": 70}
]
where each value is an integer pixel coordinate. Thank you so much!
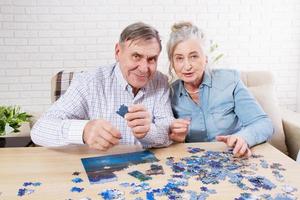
[{"left": 171, "top": 69, "right": 274, "bottom": 147}]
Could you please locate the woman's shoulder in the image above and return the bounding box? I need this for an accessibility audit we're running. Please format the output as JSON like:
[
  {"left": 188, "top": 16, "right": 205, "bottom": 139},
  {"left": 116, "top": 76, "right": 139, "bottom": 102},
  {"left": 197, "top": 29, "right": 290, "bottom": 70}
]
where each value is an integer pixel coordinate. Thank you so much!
[
  {"left": 171, "top": 79, "right": 182, "bottom": 89},
  {"left": 210, "top": 69, "right": 240, "bottom": 88}
]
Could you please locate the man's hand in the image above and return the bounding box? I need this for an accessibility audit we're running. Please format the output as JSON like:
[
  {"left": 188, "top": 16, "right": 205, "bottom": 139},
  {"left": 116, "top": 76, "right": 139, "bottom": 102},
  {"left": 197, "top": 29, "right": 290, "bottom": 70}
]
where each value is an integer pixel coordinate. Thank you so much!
[
  {"left": 83, "top": 119, "right": 121, "bottom": 151},
  {"left": 169, "top": 119, "right": 190, "bottom": 142},
  {"left": 125, "top": 104, "right": 151, "bottom": 139},
  {"left": 216, "top": 135, "right": 252, "bottom": 157}
]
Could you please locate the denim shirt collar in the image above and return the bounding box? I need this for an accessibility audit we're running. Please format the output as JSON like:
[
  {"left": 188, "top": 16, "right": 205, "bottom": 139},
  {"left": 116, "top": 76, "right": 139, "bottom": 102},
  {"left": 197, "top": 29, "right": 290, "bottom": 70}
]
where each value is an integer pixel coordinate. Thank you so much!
[{"left": 178, "top": 70, "right": 212, "bottom": 97}]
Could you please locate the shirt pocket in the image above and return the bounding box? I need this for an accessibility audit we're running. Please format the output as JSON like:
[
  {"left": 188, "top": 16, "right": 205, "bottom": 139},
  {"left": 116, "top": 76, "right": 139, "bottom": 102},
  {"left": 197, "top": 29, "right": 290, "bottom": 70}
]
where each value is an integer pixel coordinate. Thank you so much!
[{"left": 210, "top": 101, "right": 236, "bottom": 131}]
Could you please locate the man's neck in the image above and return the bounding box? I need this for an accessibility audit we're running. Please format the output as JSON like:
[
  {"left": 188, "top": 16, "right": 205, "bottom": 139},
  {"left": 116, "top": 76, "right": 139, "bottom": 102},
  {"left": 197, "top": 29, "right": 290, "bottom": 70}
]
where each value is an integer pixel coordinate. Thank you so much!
[{"left": 132, "top": 87, "right": 139, "bottom": 97}]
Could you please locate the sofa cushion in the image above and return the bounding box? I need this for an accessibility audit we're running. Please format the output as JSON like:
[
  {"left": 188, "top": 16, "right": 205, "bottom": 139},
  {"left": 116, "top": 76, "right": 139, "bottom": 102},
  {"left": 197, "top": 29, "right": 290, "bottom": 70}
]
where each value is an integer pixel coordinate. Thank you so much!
[
  {"left": 248, "top": 84, "right": 288, "bottom": 155},
  {"left": 51, "top": 71, "right": 82, "bottom": 103}
]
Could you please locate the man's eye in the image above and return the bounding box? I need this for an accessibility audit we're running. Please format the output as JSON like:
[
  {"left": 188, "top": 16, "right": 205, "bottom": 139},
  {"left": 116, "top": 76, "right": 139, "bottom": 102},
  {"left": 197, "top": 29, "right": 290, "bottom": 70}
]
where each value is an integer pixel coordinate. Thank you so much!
[
  {"left": 148, "top": 57, "right": 157, "bottom": 64},
  {"left": 133, "top": 54, "right": 140, "bottom": 60}
]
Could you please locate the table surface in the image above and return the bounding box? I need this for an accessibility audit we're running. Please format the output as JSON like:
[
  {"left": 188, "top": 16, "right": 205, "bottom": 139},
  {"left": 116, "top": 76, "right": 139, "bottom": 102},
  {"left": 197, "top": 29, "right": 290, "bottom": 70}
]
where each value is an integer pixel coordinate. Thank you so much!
[{"left": 0, "top": 142, "right": 299, "bottom": 199}]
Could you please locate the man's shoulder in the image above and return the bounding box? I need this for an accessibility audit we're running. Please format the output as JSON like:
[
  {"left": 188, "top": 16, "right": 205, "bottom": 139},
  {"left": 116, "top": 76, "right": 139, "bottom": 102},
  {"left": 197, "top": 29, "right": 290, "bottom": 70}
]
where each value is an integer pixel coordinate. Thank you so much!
[
  {"left": 150, "top": 71, "right": 169, "bottom": 85},
  {"left": 77, "top": 64, "right": 115, "bottom": 84}
]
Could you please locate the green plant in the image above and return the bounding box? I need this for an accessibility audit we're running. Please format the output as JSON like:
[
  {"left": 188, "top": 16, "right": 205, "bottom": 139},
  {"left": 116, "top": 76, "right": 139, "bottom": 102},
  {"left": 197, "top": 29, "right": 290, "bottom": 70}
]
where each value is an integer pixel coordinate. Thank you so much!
[
  {"left": 0, "top": 106, "right": 32, "bottom": 136},
  {"left": 209, "top": 40, "right": 224, "bottom": 64}
]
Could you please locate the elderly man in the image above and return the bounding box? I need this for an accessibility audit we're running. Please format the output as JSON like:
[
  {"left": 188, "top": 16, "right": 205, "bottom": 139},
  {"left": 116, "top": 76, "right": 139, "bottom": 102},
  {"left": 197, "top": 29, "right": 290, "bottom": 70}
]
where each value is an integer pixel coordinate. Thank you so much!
[{"left": 31, "top": 22, "right": 173, "bottom": 150}]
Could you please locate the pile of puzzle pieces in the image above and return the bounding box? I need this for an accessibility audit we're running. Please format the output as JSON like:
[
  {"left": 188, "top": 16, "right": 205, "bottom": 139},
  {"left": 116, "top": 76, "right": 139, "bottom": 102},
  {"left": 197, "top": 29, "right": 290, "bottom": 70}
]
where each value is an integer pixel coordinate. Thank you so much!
[{"left": 101, "top": 147, "right": 298, "bottom": 200}]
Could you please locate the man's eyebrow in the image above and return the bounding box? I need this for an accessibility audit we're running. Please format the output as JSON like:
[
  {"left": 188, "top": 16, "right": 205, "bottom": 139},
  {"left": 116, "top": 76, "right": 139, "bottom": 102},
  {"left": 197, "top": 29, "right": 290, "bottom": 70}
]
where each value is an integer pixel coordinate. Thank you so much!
[
  {"left": 148, "top": 55, "right": 158, "bottom": 59},
  {"left": 132, "top": 52, "right": 143, "bottom": 56}
]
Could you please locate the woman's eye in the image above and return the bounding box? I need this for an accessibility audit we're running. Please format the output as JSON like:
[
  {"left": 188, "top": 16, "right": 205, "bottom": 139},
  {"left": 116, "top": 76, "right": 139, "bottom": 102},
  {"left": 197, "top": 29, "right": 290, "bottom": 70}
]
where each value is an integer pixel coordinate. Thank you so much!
[{"left": 176, "top": 57, "right": 183, "bottom": 62}]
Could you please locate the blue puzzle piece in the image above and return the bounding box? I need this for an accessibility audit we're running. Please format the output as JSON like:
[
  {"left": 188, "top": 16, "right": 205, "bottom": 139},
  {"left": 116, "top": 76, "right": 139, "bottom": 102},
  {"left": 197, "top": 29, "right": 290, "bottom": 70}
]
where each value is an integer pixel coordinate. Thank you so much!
[
  {"left": 70, "top": 187, "right": 84, "bottom": 193},
  {"left": 72, "top": 177, "right": 83, "bottom": 183},
  {"left": 116, "top": 104, "right": 128, "bottom": 118}
]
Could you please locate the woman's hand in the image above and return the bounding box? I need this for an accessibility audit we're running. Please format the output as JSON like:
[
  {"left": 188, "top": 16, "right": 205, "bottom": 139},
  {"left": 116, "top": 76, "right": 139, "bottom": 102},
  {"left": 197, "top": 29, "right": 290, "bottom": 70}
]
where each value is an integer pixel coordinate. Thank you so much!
[
  {"left": 169, "top": 119, "right": 190, "bottom": 142},
  {"left": 216, "top": 135, "right": 252, "bottom": 157}
]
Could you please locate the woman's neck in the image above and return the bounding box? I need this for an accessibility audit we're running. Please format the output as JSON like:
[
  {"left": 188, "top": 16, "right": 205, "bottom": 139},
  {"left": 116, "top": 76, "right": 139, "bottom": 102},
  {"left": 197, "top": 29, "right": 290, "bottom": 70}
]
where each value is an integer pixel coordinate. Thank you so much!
[{"left": 183, "top": 77, "right": 203, "bottom": 92}]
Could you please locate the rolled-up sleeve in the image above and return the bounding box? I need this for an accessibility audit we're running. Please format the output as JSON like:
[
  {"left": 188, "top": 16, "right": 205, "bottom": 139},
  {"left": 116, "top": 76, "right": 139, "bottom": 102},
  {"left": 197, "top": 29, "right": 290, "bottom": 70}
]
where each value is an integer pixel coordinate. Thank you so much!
[
  {"left": 31, "top": 74, "right": 90, "bottom": 146},
  {"left": 232, "top": 72, "right": 274, "bottom": 147}
]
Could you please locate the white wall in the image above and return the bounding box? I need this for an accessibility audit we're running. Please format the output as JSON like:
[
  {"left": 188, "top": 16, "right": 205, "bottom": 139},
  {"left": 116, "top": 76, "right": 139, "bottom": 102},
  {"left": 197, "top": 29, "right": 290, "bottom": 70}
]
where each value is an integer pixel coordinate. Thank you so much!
[{"left": 0, "top": 0, "right": 300, "bottom": 113}]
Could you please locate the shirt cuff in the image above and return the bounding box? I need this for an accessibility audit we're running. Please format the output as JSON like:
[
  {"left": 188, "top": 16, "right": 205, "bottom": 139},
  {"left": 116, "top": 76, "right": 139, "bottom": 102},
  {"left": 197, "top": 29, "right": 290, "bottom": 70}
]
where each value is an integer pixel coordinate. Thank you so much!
[
  {"left": 138, "top": 123, "right": 172, "bottom": 148},
  {"left": 234, "top": 128, "right": 256, "bottom": 147},
  {"left": 63, "top": 120, "right": 89, "bottom": 144}
]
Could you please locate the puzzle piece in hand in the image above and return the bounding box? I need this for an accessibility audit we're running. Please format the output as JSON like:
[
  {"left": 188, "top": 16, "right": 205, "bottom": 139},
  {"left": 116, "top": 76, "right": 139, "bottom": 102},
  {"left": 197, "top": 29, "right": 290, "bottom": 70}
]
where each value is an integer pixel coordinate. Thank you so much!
[
  {"left": 116, "top": 104, "right": 129, "bottom": 118},
  {"left": 128, "top": 170, "right": 152, "bottom": 181}
]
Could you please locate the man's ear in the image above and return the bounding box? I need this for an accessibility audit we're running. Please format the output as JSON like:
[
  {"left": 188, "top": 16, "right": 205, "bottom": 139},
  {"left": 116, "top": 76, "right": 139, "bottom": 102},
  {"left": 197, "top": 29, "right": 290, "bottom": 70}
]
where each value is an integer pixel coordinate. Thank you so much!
[{"left": 115, "top": 43, "right": 121, "bottom": 61}]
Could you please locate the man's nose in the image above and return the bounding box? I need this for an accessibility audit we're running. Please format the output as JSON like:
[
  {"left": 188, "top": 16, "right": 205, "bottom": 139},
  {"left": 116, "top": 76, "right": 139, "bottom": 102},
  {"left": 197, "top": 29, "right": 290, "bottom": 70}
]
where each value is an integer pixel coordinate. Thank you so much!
[{"left": 139, "top": 59, "right": 149, "bottom": 73}]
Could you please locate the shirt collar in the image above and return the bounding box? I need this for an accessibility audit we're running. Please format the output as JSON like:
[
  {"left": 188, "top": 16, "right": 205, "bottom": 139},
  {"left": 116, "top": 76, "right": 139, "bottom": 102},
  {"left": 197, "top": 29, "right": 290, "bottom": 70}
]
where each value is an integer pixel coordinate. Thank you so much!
[
  {"left": 115, "top": 62, "right": 129, "bottom": 91},
  {"left": 202, "top": 70, "right": 212, "bottom": 88},
  {"left": 178, "top": 70, "right": 212, "bottom": 96}
]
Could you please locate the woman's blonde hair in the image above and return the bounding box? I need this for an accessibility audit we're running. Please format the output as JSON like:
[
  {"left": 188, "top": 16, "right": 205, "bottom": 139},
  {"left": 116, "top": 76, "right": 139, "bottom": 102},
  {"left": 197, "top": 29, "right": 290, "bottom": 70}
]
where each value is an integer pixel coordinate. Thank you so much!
[{"left": 166, "top": 22, "right": 207, "bottom": 83}]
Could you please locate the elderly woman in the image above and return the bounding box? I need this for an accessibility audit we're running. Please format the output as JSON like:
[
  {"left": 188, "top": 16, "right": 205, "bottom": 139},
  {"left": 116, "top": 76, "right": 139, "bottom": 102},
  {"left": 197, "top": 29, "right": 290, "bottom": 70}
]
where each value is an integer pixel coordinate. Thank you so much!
[{"left": 167, "top": 22, "right": 273, "bottom": 157}]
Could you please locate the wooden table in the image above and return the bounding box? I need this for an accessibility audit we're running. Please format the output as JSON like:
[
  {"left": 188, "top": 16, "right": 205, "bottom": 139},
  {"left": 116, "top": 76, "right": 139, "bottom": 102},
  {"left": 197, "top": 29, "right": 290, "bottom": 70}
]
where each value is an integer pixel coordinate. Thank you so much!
[{"left": 0, "top": 142, "right": 299, "bottom": 199}]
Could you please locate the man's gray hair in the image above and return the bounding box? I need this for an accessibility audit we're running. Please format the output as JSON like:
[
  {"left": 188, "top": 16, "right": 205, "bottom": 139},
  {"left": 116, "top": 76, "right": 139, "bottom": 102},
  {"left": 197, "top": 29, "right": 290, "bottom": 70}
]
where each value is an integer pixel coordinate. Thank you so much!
[{"left": 119, "top": 22, "right": 161, "bottom": 51}]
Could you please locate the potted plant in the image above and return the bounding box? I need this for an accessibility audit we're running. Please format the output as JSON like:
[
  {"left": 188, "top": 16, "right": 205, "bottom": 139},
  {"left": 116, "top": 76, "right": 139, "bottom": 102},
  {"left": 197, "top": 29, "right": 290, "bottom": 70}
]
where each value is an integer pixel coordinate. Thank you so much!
[{"left": 0, "top": 106, "right": 32, "bottom": 136}]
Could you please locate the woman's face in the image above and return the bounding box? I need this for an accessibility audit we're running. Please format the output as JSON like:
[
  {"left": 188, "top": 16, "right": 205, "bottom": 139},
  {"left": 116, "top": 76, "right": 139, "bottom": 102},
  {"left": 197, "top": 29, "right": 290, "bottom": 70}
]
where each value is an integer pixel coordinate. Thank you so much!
[{"left": 172, "top": 38, "right": 206, "bottom": 85}]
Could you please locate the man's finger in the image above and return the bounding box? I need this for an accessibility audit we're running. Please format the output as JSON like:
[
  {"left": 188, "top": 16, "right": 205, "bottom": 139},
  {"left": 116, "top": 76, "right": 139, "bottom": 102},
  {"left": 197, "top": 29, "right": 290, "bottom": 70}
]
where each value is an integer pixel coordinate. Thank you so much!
[
  {"left": 128, "top": 104, "right": 146, "bottom": 112},
  {"left": 127, "top": 118, "right": 150, "bottom": 128},
  {"left": 132, "top": 125, "right": 149, "bottom": 133},
  {"left": 125, "top": 111, "right": 149, "bottom": 121},
  {"left": 101, "top": 122, "right": 122, "bottom": 139},
  {"left": 99, "top": 131, "right": 120, "bottom": 145}
]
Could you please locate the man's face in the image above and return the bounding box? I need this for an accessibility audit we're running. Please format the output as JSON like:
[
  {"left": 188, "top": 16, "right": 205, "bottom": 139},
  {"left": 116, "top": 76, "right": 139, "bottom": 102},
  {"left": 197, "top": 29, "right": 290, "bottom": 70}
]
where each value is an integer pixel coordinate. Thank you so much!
[{"left": 115, "top": 38, "right": 161, "bottom": 94}]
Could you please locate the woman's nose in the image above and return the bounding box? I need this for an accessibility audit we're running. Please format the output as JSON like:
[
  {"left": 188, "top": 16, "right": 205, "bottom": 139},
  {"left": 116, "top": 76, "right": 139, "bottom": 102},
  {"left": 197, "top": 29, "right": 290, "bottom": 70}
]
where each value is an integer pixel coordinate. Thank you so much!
[{"left": 183, "top": 59, "right": 192, "bottom": 71}]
